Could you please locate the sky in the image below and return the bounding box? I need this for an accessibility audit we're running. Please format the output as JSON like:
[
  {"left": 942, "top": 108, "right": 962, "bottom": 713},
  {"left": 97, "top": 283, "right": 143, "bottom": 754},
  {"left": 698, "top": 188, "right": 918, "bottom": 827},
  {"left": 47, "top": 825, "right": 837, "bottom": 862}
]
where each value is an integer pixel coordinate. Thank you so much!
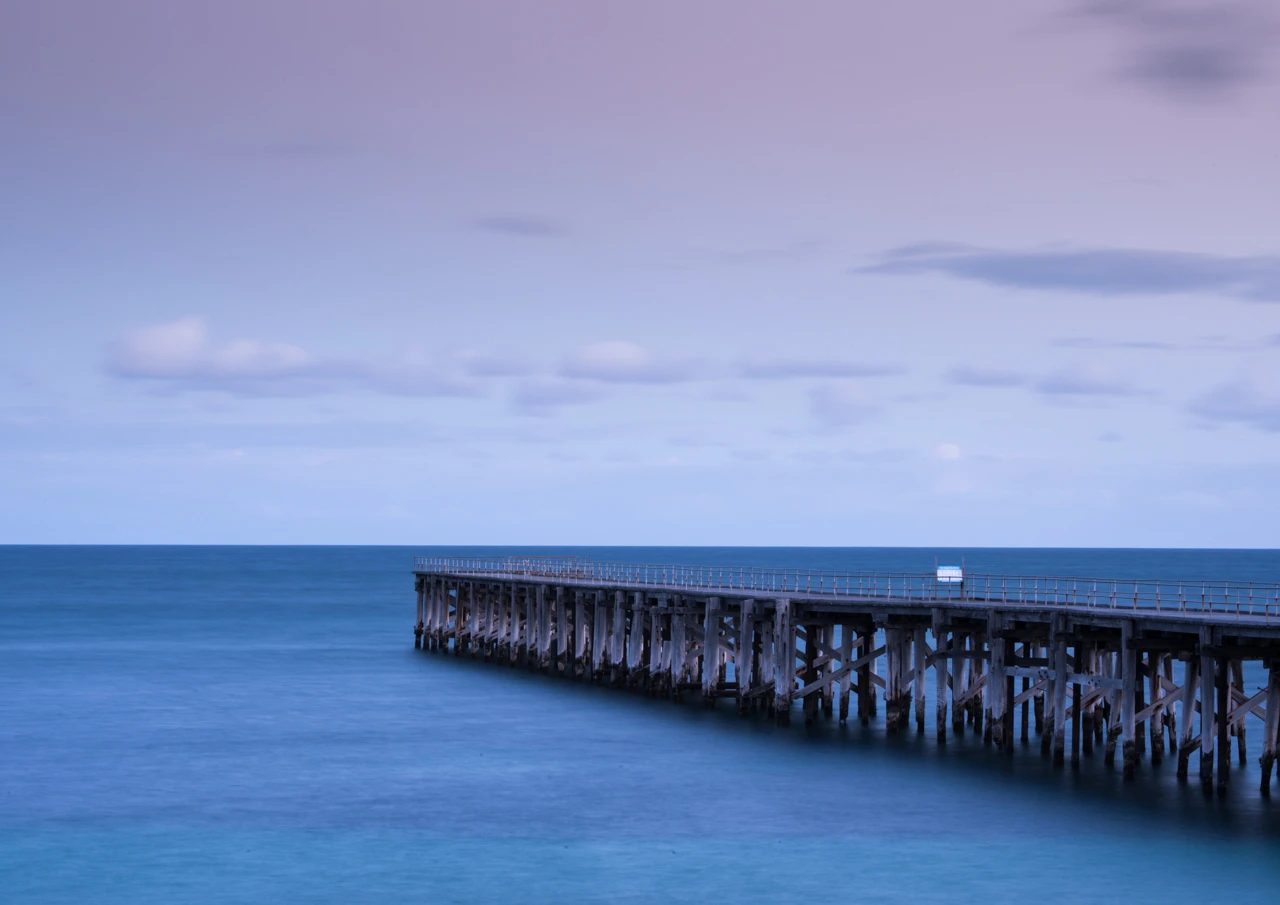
[{"left": 3, "top": 0, "right": 1280, "bottom": 547}]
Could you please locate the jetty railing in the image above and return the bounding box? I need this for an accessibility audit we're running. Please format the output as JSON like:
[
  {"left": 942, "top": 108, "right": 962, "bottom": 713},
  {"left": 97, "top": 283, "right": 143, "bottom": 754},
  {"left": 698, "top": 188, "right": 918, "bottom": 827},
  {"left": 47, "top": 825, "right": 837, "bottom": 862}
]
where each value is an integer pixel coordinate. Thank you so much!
[{"left": 413, "top": 556, "right": 1280, "bottom": 620}]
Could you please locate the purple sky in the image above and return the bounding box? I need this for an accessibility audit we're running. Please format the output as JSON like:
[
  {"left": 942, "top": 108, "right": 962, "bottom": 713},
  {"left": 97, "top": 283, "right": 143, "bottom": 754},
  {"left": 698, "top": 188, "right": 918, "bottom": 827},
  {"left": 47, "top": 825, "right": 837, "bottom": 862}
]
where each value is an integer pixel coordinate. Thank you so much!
[{"left": 3, "top": 1, "right": 1280, "bottom": 545}]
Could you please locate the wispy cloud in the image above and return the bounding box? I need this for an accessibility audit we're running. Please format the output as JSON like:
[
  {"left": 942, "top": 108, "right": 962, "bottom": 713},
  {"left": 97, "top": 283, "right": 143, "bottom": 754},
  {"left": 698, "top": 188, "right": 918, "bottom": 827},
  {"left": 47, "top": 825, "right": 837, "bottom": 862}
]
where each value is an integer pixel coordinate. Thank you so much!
[
  {"left": 859, "top": 243, "right": 1280, "bottom": 301},
  {"left": 738, "top": 358, "right": 903, "bottom": 380},
  {"left": 508, "top": 377, "right": 606, "bottom": 416},
  {"left": 1035, "top": 363, "right": 1139, "bottom": 397},
  {"left": 1073, "top": 1, "right": 1276, "bottom": 102},
  {"left": 809, "top": 381, "right": 879, "bottom": 427},
  {"left": 946, "top": 365, "right": 1029, "bottom": 388},
  {"left": 1187, "top": 377, "right": 1280, "bottom": 431},
  {"left": 558, "top": 341, "right": 700, "bottom": 384},
  {"left": 469, "top": 214, "right": 566, "bottom": 237},
  {"left": 105, "top": 318, "right": 481, "bottom": 398}
]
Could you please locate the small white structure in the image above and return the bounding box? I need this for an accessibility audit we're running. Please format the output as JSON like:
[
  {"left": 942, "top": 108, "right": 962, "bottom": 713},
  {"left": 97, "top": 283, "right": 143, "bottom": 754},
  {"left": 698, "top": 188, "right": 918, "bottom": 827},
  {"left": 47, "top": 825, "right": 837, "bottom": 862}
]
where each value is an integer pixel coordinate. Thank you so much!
[{"left": 936, "top": 564, "right": 964, "bottom": 584}]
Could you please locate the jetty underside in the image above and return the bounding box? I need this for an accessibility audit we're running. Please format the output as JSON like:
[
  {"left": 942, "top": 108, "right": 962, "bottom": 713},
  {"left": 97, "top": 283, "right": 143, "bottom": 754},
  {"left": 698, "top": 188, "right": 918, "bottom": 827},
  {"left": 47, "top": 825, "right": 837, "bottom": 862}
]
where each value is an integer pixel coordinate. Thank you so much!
[{"left": 412, "top": 558, "right": 1280, "bottom": 795}]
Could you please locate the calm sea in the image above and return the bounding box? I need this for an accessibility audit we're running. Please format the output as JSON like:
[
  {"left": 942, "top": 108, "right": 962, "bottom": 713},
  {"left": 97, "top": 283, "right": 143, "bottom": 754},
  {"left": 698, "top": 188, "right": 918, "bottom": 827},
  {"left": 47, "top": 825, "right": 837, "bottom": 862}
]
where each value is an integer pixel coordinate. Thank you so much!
[{"left": 3, "top": 545, "right": 1280, "bottom": 904}]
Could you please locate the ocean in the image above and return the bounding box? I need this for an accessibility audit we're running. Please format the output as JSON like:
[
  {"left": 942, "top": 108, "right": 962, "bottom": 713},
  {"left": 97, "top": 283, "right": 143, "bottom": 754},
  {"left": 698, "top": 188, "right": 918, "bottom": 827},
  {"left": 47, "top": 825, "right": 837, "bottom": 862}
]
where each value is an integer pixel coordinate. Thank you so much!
[{"left": 3, "top": 545, "right": 1279, "bottom": 904}]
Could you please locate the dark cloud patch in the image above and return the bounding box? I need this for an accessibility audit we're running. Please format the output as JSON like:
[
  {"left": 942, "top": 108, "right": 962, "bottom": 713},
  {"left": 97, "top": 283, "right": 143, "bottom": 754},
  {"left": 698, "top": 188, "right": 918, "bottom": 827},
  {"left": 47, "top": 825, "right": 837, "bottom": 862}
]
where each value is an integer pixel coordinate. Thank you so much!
[
  {"left": 1075, "top": 1, "right": 1275, "bottom": 101},
  {"left": 470, "top": 214, "right": 567, "bottom": 238},
  {"left": 859, "top": 243, "right": 1280, "bottom": 301},
  {"left": 739, "top": 359, "right": 903, "bottom": 380}
]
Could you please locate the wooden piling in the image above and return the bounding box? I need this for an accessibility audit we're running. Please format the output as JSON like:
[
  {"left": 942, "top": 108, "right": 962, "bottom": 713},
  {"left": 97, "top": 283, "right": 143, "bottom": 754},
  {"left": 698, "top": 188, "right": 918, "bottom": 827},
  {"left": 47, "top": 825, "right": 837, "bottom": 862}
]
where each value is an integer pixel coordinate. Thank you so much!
[
  {"left": 1261, "top": 664, "right": 1279, "bottom": 795},
  {"left": 773, "top": 599, "right": 794, "bottom": 726},
  {"left": 1217, "top": 655, "right": 1230, "bottom": 793},
  {"left": 1053, "top": 626, "right": 1068, "bottom": 769},
  {"left": 933, "top": 616, "right": 947, "bottom": 743},
  {"left": 1121, "top": 622, "right": 1136, "bottom": 780},
  {"left": 1176, "top": 656, "right": 1198, "bottom": 781},
  {"left": 914, "top": 626, "right": 927, "bottom": 734},
  {"left": 1199, "top": 632, "right": 1215, "bottom": 794},
  {"left": 839, "top": 623, "right": 854, "bottom": 724}
]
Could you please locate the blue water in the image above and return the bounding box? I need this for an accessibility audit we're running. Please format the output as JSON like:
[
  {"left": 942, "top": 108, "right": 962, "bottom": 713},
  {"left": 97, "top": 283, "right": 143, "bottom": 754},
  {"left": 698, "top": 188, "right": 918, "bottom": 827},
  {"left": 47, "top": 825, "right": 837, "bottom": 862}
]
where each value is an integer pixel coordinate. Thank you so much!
[{"left": 3, "top": 546, "right": 1279, "bottom": 904}]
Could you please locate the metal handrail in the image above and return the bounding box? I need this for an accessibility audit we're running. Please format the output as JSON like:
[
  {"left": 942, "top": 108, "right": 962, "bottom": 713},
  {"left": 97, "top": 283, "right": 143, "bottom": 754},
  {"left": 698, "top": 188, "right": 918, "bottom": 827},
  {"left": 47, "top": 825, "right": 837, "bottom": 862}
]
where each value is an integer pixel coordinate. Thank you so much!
[{"left": 411, "top": 555, "right": 1279, "bottom": 619}]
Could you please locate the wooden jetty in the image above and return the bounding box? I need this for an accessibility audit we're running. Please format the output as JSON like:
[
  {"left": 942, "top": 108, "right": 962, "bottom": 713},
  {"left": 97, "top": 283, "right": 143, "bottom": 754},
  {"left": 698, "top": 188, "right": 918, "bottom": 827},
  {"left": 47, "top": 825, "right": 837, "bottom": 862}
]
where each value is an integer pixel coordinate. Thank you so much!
[{"left": 412, "top": 556, "right": 1280, "bottom": 795}]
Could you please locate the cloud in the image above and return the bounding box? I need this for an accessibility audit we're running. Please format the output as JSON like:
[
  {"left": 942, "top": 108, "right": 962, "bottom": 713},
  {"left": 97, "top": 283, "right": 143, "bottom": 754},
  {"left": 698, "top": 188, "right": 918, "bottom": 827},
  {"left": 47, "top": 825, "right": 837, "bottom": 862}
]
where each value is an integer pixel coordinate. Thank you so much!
[
  {"left": 1035, "top": 363, "right": 1138, "bottom": 396},
  {"left": 738, "top": 359, "right": 903, "bottom": 379},
  {"left": 859, "top": 243, "right": 1280, "bottom": 301},
  {"left": 469, "top": 214, "right": 566, "bottom": 237},
  {"left": 933, "top": 443, "right": 962, "bottom": 461},
  {"left": 946, "top": 365, "right": 1029, "bottom": 388},
  {"left": 105, "top": 318, "right": 480, "bottom": 398},
  {"left": 1187, "top": 378, "right": 1280, "bottom": 431},
  {"left": 508, "top": 377, "right": 606, "bottom": 416},
  {"left": 809, "top": 381, "right": 879, "bottom": 427},
  {"left": 1075, "top": 1, "right": 1276, "bottom": 101},
  {"left": 558, "top": 341, "right": 699, "bottom": 384}
]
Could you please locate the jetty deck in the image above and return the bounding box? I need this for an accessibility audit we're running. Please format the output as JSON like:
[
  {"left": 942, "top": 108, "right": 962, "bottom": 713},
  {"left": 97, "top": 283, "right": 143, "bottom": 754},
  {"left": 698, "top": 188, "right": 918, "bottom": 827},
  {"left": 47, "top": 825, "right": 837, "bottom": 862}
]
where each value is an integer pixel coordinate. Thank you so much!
[{"left": 412, "top": 556, "right": 1280, "bottom": 795}]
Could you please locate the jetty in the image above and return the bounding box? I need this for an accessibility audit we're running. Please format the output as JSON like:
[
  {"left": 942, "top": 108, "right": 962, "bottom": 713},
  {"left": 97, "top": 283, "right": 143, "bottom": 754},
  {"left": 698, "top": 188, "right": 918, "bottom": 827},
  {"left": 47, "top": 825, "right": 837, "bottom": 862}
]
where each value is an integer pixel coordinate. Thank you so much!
[{"left": 412, "top": 556, "right": 1280, "bottom": 794}]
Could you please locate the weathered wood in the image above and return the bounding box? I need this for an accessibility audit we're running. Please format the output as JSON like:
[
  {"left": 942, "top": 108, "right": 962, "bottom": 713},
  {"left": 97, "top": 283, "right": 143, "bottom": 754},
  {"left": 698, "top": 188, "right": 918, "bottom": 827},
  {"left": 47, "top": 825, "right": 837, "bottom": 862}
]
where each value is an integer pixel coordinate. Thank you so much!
[
  {"left": 1176, "top": 656, "right": 1198, "bottom": 781},
  {"left": 1200, "top": 630, "right": 1215, "bottom": 794},
  {"left": 932, "top": 613, "right": 947, "bottom": 743},
  {"left": 914, "top": 626, "right": 927, "bottom": 734},
  {"left": 839, "top": 623, "right": 854, "bottom": 724},
  {"left": 1053, "top": 624, "right": 1068, "bottom": 769},
  {"left": 773, "top": 599, "right": 794, "bottom": 725},
  {"left": 792, "top": 645, "right": 888, "bottom": 700},
  {"left": 1261, "top": 665, "right": 1279, "bottom": 795},
  {"left": 703, "top": 597, "right": 720, "bottom": 705},
  {"left": 1217, "top": 655, "right": 1230, "bottom": 792},
  {"left": 1121, "top": 622, "right": 1136, "bottom": 779}
]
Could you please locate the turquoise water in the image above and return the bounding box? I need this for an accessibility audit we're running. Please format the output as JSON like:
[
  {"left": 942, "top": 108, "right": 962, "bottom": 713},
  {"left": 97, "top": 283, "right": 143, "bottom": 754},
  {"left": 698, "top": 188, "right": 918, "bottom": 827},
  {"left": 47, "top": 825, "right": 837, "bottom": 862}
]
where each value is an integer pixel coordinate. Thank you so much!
[{"left": 3, "top": 546, "right": 1279, "bottom": 904}]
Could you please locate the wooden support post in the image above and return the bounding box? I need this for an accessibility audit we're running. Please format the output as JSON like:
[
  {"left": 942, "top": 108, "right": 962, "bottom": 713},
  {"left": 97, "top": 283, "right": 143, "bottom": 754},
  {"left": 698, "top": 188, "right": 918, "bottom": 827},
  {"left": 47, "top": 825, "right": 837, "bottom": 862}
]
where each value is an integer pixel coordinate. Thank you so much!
[
  {"left": 953, "top": 631, "right": 966, "bottom": 735},
  {"left": 1020, "top": 642, "right": 1030, "bottom": 743},
  {"left": 1134, "top": 651, "right": 1146, "bottom": 757},
  {"left": 453, "top": 584, "right": 464, "bottom": 657},
  {"left": 1231, "top": 660, "right": 1247, "bottom": 766},
  {"left": 821, "top": 626, "right": 835, "bottom": 719},
  {"left": 611, "top": 591, "right": 626, "bottom": 687},
  {"left": 884, "top": 627, "right": 899, "bottom": 732},
  {"left": 1145, "top": 652, "right": 1161, "bottom": 764},
  {"left": 672, "top": 606, "right": 688, "bottom": 701},
  {"left": 1199, "top": 630, "right": 1215, "bottom": 794},
  {"left": 469, "top": 583, "right": 481, "bottom": 659},
  {"left": 1105, "top": 650, "right": 1121, "bottom": 766},
  {"left": 573, "top": 591, "right": 585, "bottom": 679},
  {"left": 413, "top": 578, "right": 425, "bottom": 649},
  {"left": 1003, "top": 634, "right": 1015, "bottom": 756},
  {"left": 1082, "top": 642, "right": 1094, "bottom": 757},
  {"left": 702, "top": 597, "right": 720, "bottom": 706},
  {"left": 932, "top": 613, "right": 947, "bottom": 743},
  {"left": 1176, "top": 656, "right": 1198, "bottom": 781},
  {"left": 1071, "top": 641, "right": 1082, "bottom": 765},
  {"left": 1261, "top": 664, "right": 1280, "bottom": 795},
  {"left": 839, "top": 623, "right": 854, "bottom": 724},
  {"left": 627, "top": 593, "right": 645, "bottom": 690},
  {"left": 1053, "top": 626, "right": 1068, "bottom": 769},
  {"left": 987, "top": 613, "right": 1003, "bottom": 748},
  {"left": 738, "top": 600, "right": 755, "bottom": 716},
  {"left": 857, "top": 623, "right": 872, "bottom": 724},
  {"left": 537, "top": 585, "right": 551, "bottom": 672},
  {"left": 803, "top": 622, "right": 819, "bottom": 726},
  {"left": 1162, "top": 656, "right": 1176, "bottom": 753},
  {"left": 647, "top": 599, "right": 662, "bottom": 693},
  {"left": 773, "top": 599, "right": 794, "bottom": 726},
  {"left": 1121, "top": 622, "right": 1136, "bottom": 779},
  {"left": 1216, "top": 655, "right": 1230, "bottom": 793},
  {"left": 914, "top": 626, "right": 927, "bottom": 734}
]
